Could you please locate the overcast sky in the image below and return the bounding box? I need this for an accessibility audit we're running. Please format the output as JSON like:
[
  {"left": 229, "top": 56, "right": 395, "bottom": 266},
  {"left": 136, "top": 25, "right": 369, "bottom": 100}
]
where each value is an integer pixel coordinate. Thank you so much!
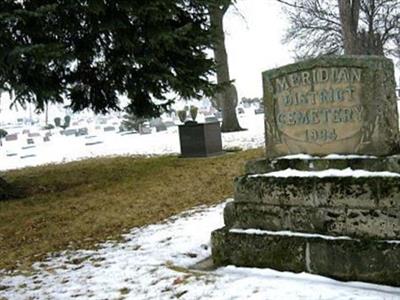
[{"left": 225, "top": 0, "right": 293, "bottom": 98}]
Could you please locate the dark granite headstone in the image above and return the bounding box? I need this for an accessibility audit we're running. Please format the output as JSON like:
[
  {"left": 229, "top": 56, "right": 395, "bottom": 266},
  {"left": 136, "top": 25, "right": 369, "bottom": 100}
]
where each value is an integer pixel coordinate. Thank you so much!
[
  {"left": 5, "top": 134, "right": 18, "bottom": 141},
  {"left": 178, "top": 122, "right": 223, "bottom": 157},
  {"left": 103, "top": 126, "right": 116, "bottom": 132}
]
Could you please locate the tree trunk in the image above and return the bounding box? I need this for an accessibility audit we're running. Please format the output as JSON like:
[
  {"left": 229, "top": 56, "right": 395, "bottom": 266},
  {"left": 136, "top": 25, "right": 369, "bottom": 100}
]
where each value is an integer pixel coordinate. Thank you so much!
[
  {"left": 338, "top": 0, "right": 385, "bottom": 56},
  {"left": 359, "top": 0, "right": 384, "bottom": 55},
  {"left": 338, "top": 0, "right": 362, "bottom": 54},
  {"left": 210, "top": 4, "right": 243, "bottom": 132}
]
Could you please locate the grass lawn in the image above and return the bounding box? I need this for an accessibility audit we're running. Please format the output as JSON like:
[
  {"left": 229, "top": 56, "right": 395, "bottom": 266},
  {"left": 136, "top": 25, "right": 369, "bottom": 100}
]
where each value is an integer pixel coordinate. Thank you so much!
[{"left": 0, "top": 148, "right": 263, "bottom": 272}]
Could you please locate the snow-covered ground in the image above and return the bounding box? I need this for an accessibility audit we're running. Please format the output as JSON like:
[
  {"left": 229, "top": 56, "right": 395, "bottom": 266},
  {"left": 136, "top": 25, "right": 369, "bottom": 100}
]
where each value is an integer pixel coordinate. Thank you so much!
[
  {"left": 2, "top": 110, "right": 400, "bottom": 299},
  {"left": 1, "top": 201, "right": 399, "bottom": 300},
  {"left": 0, "top": 111, "right": 264, "bottom": 171}
]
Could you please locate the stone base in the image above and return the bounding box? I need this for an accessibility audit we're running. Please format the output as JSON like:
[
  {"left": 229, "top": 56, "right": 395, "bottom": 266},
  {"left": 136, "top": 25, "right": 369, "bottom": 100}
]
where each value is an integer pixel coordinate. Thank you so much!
[
  {"left": 213, "top": 156, "right": 400, "bottom": 286},
  {"left": 232, "top": 172, "right": 400, "bottom": 239},
  {"left": 212, "top": 227, "right": 400, "bottom": 286},
  {"left": 245, "top": 156, "right": 400, "bottom": 174}
]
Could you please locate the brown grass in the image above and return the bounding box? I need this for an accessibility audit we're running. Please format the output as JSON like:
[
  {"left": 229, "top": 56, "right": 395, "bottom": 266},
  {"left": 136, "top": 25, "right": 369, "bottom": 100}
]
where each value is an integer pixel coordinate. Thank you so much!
[{"left": 0, "top": 148, "right": 263, "bottom": 272}]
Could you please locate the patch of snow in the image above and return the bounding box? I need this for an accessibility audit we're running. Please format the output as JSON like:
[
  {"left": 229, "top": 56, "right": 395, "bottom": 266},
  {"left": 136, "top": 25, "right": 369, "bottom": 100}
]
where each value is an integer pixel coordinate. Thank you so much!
[
  {"left": 251, "top": 168, "right": 400, "bottom": 178},
  {"left": 1, "top": 201, "right": 400, "bottom": 299},
  {"left": 0, "top": 112, "right": 265, "bottom": 171},
  {"left": 277, "top": 154, "right": 314, "bottom": 160},
  {"left": 277, "top": 154, "right": 378, "bottom": 160},
  {"left": 323, "top": 154, "right": 378, "bottom": 160},
  {"left": 382, "top": 240, "right": 400, "bottom": 244},
  {"left": 230, "top": 229, "right": 354, "bottom": 241}
]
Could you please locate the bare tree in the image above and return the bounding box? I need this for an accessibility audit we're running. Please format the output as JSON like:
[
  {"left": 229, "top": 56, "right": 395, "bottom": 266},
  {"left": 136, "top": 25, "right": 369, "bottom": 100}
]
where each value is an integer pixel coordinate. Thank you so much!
[
  {"left": 279, "top": 0, "right": 400, "bottom": 58},
  {"left": 210, "top": 2, "right": 243, "bottom": 132}
]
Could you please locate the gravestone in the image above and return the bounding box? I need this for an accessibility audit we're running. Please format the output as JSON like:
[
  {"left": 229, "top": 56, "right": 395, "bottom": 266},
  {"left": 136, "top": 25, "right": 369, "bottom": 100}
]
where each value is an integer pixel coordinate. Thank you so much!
[
  {"left": 103, "top": 126, "right": 116, "bottom": 132},
  {"left": 211, "top": 56, "right": 400, "bottom": 286},
  {"left": 178, "top": 122, "right": 223, "bottom": 158},
  {"left": 63, "top": 129, "right": 77, "bottom": 136},
  {"left": 28, "top": 132, "right": 41, "bottom": 138},
  {"left": 5, "top": 134, "right": 18, "bottom": 142},
  {"left": 76, "top": 127, "right": 88, "bottom": 136}
]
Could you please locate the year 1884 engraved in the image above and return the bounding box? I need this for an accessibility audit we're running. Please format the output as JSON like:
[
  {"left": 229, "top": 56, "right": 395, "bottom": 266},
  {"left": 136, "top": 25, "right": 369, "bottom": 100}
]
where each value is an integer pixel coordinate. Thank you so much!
[{"left": 305, "top": 129, "right": 337, "bottom": 143}]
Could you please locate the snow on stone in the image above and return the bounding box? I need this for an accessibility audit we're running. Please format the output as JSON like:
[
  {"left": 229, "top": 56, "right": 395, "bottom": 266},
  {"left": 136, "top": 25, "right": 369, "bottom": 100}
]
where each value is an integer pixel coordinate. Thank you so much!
[
  {"left": 1, "top": 201, "right": 400, "bottom": 300},
  {"left": 251, "top": 168, "right": 400, "bottom": 178},
  {"left": 231, "top": 229, "right": 400, "bottom": 244},
  {"left": 277, "top": 154, "right": 314, "bottom": 160},
  {"left": 230, "top": 229, "right": 354, "bottom": 241},
  {"left": 323, "top": 154, "right": 378, "bottom": 160},
  {"left": 277, "top": 154, "right": 378, "bottom": 160}
]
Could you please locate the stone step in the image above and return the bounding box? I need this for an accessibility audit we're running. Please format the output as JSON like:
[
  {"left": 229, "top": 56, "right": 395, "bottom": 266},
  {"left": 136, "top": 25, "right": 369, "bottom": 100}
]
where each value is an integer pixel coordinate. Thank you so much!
[
  {"left": 224, "top": 202, "right": 400, "bottom": 239},
  {"left": 245, "top": 156, "right": 400, "bottom": 174},
  {"left": 234, "top": 174, "right": 400, "bottom": 209},
  {"left": 211, "top": 227, "right": 400, "bottom": 287}
]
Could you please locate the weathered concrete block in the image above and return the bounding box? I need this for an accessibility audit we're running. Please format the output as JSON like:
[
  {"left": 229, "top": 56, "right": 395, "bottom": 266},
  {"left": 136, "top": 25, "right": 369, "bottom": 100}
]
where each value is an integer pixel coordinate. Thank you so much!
[
  {"left": 235, "top": 175, "right": 384, "bottom": 209},
  {"left": 308, "top": 238, "right": 400, "bottom": 286},
  {"left": 212, "top": 228, "right": 306, "bottom": 273},
  {"left": 212, "top": 227, "right": 400, "bottom": 286},
  {"left": 286, "top": 206, "right": 347, "bottom": 235},
  {"left": 224, "top": 203, "right": 346, "bottom": 237},
  {"left": 234, "top": 176, "right": 315, "bottom": 206},
  {"left": 346, "top": 209, "right": 400, "bottom": 239},
  {"left": 314, "top": 178, "right": 378, "bottom": 208},
  {"left": 378, "top": 177, "right": 400, "bottom": 208},
  {"left": 224, "top": 203, "right": 283, "bottom": 230},
  {"left": 225, "top": 202, "right": 400, "bottom": 239}
]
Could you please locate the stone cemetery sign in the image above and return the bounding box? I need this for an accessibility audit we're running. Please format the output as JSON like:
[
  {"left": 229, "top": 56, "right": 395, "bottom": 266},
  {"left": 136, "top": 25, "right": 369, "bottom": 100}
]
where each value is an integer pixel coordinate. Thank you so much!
[
  {"left": 263, "top": 56, "right": 399, "bottom": 157},
  {"left": 211, "top": 56, "right": 400, "bottom": 286}
]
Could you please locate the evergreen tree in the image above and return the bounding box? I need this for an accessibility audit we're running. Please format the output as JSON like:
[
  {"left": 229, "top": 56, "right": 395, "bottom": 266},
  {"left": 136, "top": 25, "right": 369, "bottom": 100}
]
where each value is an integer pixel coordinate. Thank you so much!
[{"left": 0, "top": 0, "right": 217, "bottom": 117}]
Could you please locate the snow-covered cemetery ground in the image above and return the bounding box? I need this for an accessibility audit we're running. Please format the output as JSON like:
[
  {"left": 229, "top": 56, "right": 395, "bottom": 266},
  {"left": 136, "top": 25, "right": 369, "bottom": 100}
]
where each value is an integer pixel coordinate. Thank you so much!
[
  {"left": 2, "top": 104, "right": 400, "bottom": 299},
  {"left": 0, "top": 104, "right": 264, "bottom": 171},
  {"left": 1, "top": 201, "right": 400, "bottom": 300}
]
